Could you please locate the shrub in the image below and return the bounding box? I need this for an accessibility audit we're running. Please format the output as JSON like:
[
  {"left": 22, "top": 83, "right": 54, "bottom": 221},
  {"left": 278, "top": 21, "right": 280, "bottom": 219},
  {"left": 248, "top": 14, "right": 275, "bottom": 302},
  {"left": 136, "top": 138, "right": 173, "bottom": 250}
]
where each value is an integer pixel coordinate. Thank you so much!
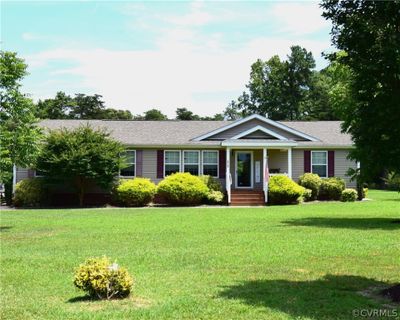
[
  {"left": 206, "top": 190, "right": 224, "bottom": 204},
  {"left": 383, "top": 172, "right": 400, "bottom": 191},
  {"left": 268, "top": 175, "right": 305, "bottom": 205},
  {"left": 13, "top": 178, "right": 46, "bottom": 207},
  {"left": 199, "top": 175, "right": 222, "bottom": 192},
  {"left": 73, "top": 257, "right": 133, "bottom": 300},
  {"left": 341, "top": 188, "right": 357, "bottom": 202},
  {"left": 298, "top": 173, "right": 322, "bottom": 200},
  {"left": 363, "top": 187, "right": 368, "bottom": 198},
  {"left": 157, "top": 172, "right": 209, "bottom": 205},
  {"left": 115, "top": 178, "right": 156, "bottom": 206},
  {"left": 318, "top": 178, "right": 346, "bottom": 200},
  {"left": 302, "top": 188, "right": 313, "bottom": 202}
]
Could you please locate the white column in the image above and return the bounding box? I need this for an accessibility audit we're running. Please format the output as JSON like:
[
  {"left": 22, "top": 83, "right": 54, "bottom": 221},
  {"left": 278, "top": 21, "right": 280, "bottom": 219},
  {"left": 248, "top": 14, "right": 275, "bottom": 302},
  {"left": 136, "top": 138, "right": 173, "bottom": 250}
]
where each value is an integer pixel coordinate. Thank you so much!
[
  {"left": 263, "top": 148, "right": 268, "bottom": 203},
  {"left": 288, "top": 147, "right": 292, "bottom": 179},
  {"left": 226, "top": 148, "right": 231, "bottom": 203},
  {"left": 12, "top": 164, "right": 17, "bottom": 194}
]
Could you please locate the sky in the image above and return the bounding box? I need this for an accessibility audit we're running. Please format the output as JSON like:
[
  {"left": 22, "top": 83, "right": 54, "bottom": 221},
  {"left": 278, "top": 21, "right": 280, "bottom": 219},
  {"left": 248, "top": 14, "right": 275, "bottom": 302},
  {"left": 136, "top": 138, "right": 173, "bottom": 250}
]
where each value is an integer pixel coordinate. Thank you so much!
[{"left": 2, "top": 1, "right": 333, "bottom": 117}]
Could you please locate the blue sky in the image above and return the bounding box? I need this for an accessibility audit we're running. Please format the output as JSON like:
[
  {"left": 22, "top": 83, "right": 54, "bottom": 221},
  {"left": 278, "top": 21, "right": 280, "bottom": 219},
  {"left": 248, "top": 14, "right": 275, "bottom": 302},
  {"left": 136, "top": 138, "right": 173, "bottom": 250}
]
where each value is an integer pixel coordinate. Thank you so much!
[{"left": 2, "top": 1, "right": 332, "bottom": 117}]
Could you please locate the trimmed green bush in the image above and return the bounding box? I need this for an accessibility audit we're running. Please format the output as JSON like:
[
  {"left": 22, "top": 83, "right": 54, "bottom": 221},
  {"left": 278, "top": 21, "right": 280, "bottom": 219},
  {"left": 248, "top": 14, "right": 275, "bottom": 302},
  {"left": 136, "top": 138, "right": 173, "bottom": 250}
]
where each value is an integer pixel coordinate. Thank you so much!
[
  {"left": 298, "top": 173, "right": 322, "bottom": 200},
  {"left": 268, "top": 175, "right": 305, "bottom": 205},
  {"left": 115, "top": 178, "right": 156, "bottom": 207},
  {"left": 13, "top": 178, "right": 46, "bottom": 207},
  {"left": 341, "top": 188, "right": 357, "bottom": 202},
  {"left": 74, "top": 257, "right": 133, "bottom": 300},
  {"left": 199, "top": 175, "right": 222, "bottom": 192},
  {"left": 318, "top": 177, "right": 346, "bottom": 200},
  {"left": 302, "top": 188, "right": 313, "bottom": 202},
  {"left": 157, "top": 172, "right": 209, "bottom": 205},
  {"left": 206, "top": 190, "right": 224, "bottom": 204}
]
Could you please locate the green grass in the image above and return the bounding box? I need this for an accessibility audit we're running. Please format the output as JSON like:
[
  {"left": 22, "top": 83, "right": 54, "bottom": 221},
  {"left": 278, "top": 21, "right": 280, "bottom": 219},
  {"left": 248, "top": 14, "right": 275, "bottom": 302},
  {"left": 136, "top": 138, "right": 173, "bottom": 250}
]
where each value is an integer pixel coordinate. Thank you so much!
[{"left": 1, "top": 190, "right": 399, "bottom": 320}]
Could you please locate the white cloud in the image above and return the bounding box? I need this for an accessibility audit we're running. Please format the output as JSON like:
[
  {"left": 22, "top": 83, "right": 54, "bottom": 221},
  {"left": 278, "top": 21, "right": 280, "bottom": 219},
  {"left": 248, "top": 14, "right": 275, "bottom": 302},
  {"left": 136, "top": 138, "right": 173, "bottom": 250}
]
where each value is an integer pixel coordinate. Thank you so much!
[
  {"left": 24, "top": 1, "right": 332, "bottom": 117},
  {"left": 270, "top": 2, "right": 330, "bottom": 35}
]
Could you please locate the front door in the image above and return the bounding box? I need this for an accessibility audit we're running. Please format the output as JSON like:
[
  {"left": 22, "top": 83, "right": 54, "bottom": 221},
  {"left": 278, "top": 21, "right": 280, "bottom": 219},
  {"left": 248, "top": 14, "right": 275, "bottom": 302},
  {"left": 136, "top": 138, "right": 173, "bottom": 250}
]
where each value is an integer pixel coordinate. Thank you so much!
[{"left": 235, "top": 151, "right": 253, "bottom": 188}]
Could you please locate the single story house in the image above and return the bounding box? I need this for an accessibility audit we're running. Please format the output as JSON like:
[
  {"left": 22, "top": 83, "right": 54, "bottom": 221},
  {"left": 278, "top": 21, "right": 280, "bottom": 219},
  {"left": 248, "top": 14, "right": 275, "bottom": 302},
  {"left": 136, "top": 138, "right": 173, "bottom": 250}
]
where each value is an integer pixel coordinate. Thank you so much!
[{"left": 16, "top": 114, "right": 357, "bottom": 205}]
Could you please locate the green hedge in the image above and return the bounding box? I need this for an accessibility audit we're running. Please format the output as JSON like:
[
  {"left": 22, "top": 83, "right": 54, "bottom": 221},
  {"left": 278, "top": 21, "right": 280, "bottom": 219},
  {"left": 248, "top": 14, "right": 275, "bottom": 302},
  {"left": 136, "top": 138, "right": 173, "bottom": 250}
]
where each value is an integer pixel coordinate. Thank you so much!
[
  {"left": 268, "top": 175, "right": 305, "bottom": 205},
  {"left": 298, "top": 173, "right": 322, "bottom": 200},
  {"left": 157, "top": 172, "right": 209, "bottom": 205},
  {"left": 13, "top": 178, "right": 46, "bottom": 207},
  {"left": 318, "top": 177, "right": 346, "bottom": 200},
  {"left": 341, "top": 188, "right": 357, "bottom": 202},
  {"left": 115, "top": 178, "right": 156, "bottom": 207}
]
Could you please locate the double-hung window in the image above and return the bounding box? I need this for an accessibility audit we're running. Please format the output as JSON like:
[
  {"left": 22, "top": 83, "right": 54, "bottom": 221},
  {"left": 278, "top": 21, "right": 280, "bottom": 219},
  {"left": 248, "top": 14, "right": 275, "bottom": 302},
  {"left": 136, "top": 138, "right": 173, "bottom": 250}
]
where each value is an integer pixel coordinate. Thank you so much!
[
  {"left": 311, "top": 151, "right": 327, "bottom": 178},
  {"left": 183, "top": 151, "right": 200, "bottom": 175},
  {"left": 164, "top": 151, "right": 181, "bottom": 176},
  {"left": 120, "top": 150, "right": 136, "bottom": 177},
  {"left": 202, "top": 151, "right": 218, "bottom": 177}
]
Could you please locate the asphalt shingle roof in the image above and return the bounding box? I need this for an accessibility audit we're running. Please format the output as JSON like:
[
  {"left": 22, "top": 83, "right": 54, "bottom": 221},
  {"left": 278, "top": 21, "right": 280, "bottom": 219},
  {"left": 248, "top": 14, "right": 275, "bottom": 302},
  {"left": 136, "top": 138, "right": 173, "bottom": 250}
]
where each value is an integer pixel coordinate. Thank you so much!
[{"left": 39, "top": 119, "right": 353, "bottom": 147}]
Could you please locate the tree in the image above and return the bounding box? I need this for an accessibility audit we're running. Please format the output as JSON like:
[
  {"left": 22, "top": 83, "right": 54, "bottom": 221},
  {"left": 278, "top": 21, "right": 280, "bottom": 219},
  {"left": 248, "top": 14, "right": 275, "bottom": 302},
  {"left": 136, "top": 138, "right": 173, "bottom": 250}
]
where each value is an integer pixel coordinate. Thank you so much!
[
  {"left": 175, "top": 107, "right": 200, "bottom": 120},
  {"left": 100, "top": 108, "right": 133, "bottom": 120},
  {"left": 0, "top": 51, "right": 42, "bottom": 204},
  {"left": 321, "top": 0, "right": 400, "bottom": 181},
  {"left": 36, "top": 125, "right": 125, "bottom": 206},
  {"left": 69, "top": 93, "right": 105, "bottom": 119},
  {"left": 227, "top": 46, "right": 317, "bottom": 120},
  {"left": 141, "top": 109, "right": 168, "bottom": 120},
  {"left": 36, "top": 91, "right": 75, "bottom": 119}
]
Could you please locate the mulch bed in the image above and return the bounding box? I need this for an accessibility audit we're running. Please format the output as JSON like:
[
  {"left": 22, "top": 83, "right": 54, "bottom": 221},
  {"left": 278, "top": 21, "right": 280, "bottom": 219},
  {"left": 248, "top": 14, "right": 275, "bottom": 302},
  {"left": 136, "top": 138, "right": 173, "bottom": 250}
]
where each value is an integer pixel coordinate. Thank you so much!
[{"left": 381, "top": 284, "right": 400, "bottom": 303}]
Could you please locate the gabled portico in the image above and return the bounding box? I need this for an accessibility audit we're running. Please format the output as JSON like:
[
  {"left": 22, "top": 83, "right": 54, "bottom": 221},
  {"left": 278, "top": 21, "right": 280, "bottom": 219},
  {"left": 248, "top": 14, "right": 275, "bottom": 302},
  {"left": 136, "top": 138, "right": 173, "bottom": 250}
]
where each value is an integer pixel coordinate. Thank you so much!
[{"left": 193, "top": 114, "right": 318, "bottom": 205}]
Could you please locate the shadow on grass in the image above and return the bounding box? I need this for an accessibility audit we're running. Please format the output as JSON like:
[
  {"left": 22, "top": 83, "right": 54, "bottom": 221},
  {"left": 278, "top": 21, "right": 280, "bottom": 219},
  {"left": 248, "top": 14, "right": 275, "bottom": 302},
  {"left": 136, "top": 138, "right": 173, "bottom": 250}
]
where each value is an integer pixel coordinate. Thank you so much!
[
  {"left": 67, "top": 295, "right": 96, "bottom": 303},
  {"left": 0, "top": 226, "right": 12, "bottom": 232},
  {"left": 282, "top": 218, "right": 400, "bottom": 230},
  {"left": 219, "top": 275, "right": 390, "bottom": 320}
]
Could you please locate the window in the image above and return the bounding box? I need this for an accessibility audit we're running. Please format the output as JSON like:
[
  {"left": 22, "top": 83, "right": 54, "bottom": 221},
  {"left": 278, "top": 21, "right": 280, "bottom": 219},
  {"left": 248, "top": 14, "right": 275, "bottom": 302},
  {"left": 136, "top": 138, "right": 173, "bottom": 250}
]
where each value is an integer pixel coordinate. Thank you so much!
[
  {"left": 311, "top": 151, "right": 327, "bottom": 178},
  {"left": 164, "top": 151, "right": 181, "bottom": 176},
  {"left": 202, "top": 150, "right": 218, "bottom": 177},
  {"left": 34, "top": 170, "right": 45, "bottom": 177},
  {"left": 120, "top": 150, "right": 136, "bottom": 177},
  {"left": 183, "top": 151, "right": 200, "bottom": 175}
]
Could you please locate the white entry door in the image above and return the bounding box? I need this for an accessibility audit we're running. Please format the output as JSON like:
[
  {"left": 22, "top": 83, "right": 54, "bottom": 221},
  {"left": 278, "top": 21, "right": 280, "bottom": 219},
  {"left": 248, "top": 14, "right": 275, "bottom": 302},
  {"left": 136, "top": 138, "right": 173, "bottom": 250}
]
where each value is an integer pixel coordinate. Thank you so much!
[{"left": 235, "top": 151, "right": 253, "bottom": 188}]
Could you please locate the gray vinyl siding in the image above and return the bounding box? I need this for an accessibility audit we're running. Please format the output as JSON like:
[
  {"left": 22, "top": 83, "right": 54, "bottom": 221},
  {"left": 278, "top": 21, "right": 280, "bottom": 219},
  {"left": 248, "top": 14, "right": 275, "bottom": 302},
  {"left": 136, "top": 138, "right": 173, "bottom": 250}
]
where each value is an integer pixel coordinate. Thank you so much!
[
  {"left": 16, "top": 167, "right": 29, "bottom": 183},
  {"left": 335, "top": 149, "right": 357, "bottom": 187},
  {"left": 142, "top": 149, "right": 159, "bottom": 183},
  {"left": 292, "top": 149, "right": 357, "bottom": 187},
  {"left": 268, "top": 149, "right": 288, "bottom": 174}
]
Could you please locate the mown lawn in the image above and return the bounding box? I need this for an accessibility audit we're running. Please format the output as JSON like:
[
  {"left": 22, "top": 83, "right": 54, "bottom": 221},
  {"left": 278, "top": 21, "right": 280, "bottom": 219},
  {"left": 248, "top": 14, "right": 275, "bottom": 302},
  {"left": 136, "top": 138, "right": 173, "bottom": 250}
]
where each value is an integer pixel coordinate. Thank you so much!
[{"left": 1, "top": 190, "right": 399, "bottom": 320}]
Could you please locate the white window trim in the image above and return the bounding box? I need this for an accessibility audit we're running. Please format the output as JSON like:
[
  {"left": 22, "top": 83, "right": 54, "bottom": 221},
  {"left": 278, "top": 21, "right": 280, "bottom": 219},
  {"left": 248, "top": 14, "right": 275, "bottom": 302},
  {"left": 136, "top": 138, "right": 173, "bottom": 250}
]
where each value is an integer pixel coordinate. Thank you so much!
[
  {"left": 34, "top": 170, "right": 44, "bottom": 177},
  {"left": 183, "top": 150, "right": 200, "bottom": 175},
  {"left": 120, "top": 149, "right": 136, "bottom": 178},
  {"left": 164, "top": 150, "right": 182, "bottom": 177},
  {"left": 201, "top": 150, "right": 219, "bottom": 177},
  {"left": 311, "top": 150, "right": 328, "bottom": 178}
]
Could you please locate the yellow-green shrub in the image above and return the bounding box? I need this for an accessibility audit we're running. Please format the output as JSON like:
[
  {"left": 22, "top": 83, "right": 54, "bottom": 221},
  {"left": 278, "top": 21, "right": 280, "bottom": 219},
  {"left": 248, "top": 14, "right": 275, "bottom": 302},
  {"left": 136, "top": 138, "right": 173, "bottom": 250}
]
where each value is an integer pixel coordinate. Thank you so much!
[
  {"left": 298, "top": 173, "right": 321, "bottom": 200},
  {"left": 302, "top": 188, "right": 313, "bottom": 202},
  {"left": 157, "top": 172, "right": 208, "bottom": 205},
  {"left": 206, "top": 190, "right": 224, "bottom": 204},
  {"left": 341, "top": 188, "right": 357, "bottom": 202},
  {"left": 73, "top": 257, "right": 133, "bottom": 300},
  {"left": 115, "top": 178, "right": 156, "bottom": 206},
  {"left": 268, "top": 175, "right": 305, "bottom": 205},
  {"left": 13, "top": 178, "right": 46, "bottom": 207},
  {"left": 318, "top": 177, "right": 346, "bottom": 200},
  {"left": 199, "top": 175, "right": 222, "bottom": 192}
]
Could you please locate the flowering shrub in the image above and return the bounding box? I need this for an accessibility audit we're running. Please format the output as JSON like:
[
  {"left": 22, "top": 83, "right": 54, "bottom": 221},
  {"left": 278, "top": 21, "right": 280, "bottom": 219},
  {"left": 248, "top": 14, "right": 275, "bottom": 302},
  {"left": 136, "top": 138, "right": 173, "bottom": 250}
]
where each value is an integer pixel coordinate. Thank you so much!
[
  {"left": 13, "top": 178, "right": 46, "bottom": 207},
  {"left": 157, "top": 173, "right": 208, "bottom": 205},
  {"left": 298, "top": 173, "right": 322, "bottom": 200},
  {"left": 302, "top": 188, "right": 313, "bottom": 202},
  {"left": 268, "top": 175, "right": 305, "bottom": 205},
  {"left": 73, "top": 257, "right": 133, "bottom": 300},
  {"left": 206, "top": 190, "right": 224, "bottom": 204},
  {"left": 115, "top": 178, "right": 156, "bottom": 206},
  {"left": 341, "top": 188, "right": 357, "bottom": 202}
]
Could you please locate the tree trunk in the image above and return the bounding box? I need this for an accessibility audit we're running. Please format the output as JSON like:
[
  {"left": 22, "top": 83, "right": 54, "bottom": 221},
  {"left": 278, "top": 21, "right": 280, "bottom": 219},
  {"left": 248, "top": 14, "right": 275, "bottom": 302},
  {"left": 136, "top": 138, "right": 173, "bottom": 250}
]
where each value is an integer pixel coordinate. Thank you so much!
[{"left": 76, "top": 176, "right": 85, "bottom": 207}]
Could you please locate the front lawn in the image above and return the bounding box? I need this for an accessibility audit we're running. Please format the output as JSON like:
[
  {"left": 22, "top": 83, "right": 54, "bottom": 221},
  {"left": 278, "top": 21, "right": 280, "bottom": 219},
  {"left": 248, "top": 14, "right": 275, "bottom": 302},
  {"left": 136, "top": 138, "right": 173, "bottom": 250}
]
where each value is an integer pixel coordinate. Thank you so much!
[{"left": 1, "top": 190, "right": 399, "bottom": 319}]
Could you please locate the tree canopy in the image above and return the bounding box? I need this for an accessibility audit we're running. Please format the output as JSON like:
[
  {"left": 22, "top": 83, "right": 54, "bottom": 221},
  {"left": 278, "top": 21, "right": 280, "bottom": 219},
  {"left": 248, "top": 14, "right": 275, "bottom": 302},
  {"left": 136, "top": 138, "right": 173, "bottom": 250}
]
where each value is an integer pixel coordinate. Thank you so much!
[
  {"left": 321, "top": 0, "right": 400, "bottom": 181},
  {"left": 36, "top": 125, "right": 125, "bottom": 206},
  {"left": 0, "top": 51, "right": 42, "bottom": 200}
]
